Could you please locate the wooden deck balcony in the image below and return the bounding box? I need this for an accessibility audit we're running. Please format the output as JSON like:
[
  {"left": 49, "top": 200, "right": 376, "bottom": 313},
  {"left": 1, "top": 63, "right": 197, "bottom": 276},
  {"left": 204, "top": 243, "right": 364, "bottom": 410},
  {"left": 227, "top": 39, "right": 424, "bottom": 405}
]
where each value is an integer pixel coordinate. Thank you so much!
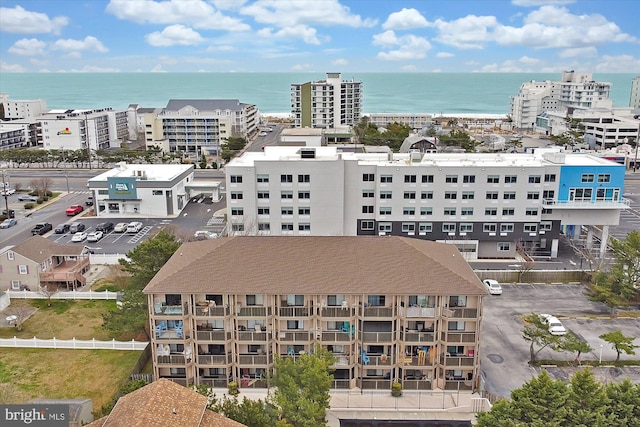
[{"left": 40, "top": 258, "right": 89, "bottom": 289}]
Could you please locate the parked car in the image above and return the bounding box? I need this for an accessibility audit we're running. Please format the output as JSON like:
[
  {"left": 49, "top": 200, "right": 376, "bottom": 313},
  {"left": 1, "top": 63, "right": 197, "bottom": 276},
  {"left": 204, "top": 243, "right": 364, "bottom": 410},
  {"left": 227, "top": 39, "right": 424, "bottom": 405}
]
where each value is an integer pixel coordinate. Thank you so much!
[
  {"left": 482, "top": 279, "right": 503, "bottom": 295},
  {"left": 85, "top": 196, "right": 94, "bottom": 206},
  {"left": 259, "top": 132, "right": 268, "bottom": 137},
  {"left": 0, "top": 188, "right": 16, "bottom": 196},
  {"left": 54, "top": 223, "right": 71, "bottom": 234},
  {"left": 0, "top": 218, "right": 17, "bottom": 228},
  {"left": 126, "top": 221, "right": 143, "bottom": 233},
  {"left": 2, "top": 209, "right": 15, "bottom": 219},
  {"left": 71, "top": 231, "right": 88, "bottom": 242},
  {"left": 96, "top": 222, "right": 114, "bottom": 233},
  {"left": 18, "top": 194, "right": 38, "bottom": 202},
  {"left": 539, "top": 314, "right": 567, "bottom": 336},
  {"left": 65, "top": 204, "right": 84, "bottom": 216},
  {"left": 193, "top": 230, "right": 218, "bottom": 240},
  {"left": 31, "top": 223, "right": 52, "bottom": 235},
  {"left": 114, "top": 222, "right": 128, "bottom": 233},
  {"left": 69, "top": 222, "right": 85, "bottom": 233},
  {"left": 87, "top": 231, "right": 104, "bottom": 242}
]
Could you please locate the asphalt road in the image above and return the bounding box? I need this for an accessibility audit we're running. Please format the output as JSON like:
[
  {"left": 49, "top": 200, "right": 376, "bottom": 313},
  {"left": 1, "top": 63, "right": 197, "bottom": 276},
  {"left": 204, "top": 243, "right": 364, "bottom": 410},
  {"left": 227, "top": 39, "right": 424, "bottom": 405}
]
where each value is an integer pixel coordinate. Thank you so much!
[{"left": 480, "top": 284, "right": 640, "bottom": 398}]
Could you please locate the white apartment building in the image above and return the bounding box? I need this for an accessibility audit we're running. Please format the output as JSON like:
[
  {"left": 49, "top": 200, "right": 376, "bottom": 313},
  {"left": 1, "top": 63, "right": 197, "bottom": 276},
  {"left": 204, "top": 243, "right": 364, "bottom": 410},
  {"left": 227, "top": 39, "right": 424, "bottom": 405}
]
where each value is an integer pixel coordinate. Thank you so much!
[
  {"left": 225, "top": 147, "right": 628, "bottom": 260},
  {"left": 510, "top": 71, "right": 612, "bottom": 129},
  {"left": 291, "top": 72, "right": 362, "bottom": 129},
  {"left": 631, "top": 76, "right": 640, "bottom": 110},
  {"left": 0, "top": 123, "right": 28, "bottom": 151},
  {"left": 38, "top": 108, "right": 129, "bottom": 151},
  {"left": 368, "top": 113, "right": 433, "bottom": 130},
  {"left": 0, "top": 94, "right": 48, "bottom": 121}
]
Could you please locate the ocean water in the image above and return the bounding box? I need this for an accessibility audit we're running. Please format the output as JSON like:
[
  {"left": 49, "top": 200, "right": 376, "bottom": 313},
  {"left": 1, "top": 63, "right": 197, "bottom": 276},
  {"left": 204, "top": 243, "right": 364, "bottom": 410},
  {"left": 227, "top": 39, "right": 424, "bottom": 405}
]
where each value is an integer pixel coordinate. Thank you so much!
[{"left": 0, "top": 72, "right": 636, "bottom": 115}]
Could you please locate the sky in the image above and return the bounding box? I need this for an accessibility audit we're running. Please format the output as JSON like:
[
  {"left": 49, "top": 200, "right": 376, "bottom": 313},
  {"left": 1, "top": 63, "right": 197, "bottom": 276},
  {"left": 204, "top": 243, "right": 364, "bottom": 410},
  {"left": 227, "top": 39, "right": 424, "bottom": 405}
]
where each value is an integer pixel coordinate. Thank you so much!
[{"left": 0, "top": 0, "right": 639, "bottom": 73}]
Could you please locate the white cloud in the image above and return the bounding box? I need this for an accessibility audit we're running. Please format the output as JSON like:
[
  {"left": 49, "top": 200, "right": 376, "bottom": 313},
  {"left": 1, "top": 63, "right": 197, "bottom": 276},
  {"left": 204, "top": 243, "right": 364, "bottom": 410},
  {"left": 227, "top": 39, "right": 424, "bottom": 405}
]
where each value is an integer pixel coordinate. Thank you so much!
[
  {"left": 73, "top": 65, "right": 121, "bottom": 72},
  {"left": 512, "top": 0, "right": 575, "bottom": 6},
  {"left": 382, "top": 8, "right": 428, "bottom": 30},
  {"left": 401, "top": 65, "right": 417, "bottom": 72},
  {"left": 558, "top": 46, "right": 598, "bottom": 58},
  {"left": 257, "top": 25, "right": 322, "bottom": 45},
  {"left": 373, "top": 30, "right": 432, "bottom": 61},
  {"left": 436, "top": 52, "right": 454, "bottom": 58},
  {"left": 151, "top": 64, "right": 167, "bottom": 72},
  {"left": 0, "top": 5, "right": 68, "bottom": 35},
  {"left": 291, "top": 63, "right": 314, "bottom": 71},
  {"left": 332, "top": 58, "right": 348, "bottom": 66},
  {"left": 431, "top": 15, "right": 499, "bottom": 49},
  {"left": 594, "top": 54, "right": 640, "bottom": 73},
  {"left": 106, "top": 0, "right": 250, "bottom": 31},
  {"left": 0, "top": 60, "right": 27, "bottom": 72},
  {"left": 8, "top": 38, "right": 47, "bottom": 56},
  {"left": 51, "top": 36, "right": 108, "bottom": 54},
  {"left": 146, "top": 25, "right": 205, "bottom": 47}
]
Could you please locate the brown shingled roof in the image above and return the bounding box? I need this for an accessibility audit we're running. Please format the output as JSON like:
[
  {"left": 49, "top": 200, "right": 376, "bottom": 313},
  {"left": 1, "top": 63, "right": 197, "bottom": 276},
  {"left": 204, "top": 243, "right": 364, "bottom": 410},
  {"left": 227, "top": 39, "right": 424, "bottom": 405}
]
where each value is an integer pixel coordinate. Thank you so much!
[
  {"left": 144, "top": 236, "right": 486, "bottom": 296},
  {"left": 10, "top": 236, "right": 85, "bottom": 263}
]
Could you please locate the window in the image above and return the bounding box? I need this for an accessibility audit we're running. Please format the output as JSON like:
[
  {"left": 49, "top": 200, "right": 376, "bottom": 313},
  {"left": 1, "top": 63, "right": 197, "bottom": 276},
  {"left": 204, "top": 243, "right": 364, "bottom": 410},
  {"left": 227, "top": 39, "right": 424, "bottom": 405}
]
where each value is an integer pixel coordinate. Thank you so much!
[
  {"left": 281, "top": 223, "right": 294, "bottom": 231},
  {"left": 445, "top": 175, "right": 458, "bottom": 183},
  {"left": 544, "top": 174, "right": 556, "bottom": 182},
  {"left": 581, "top": 174, "right": 595, "bottom": 183},
  {"left": 404, "top": 175, "right": 417, "bottom": 183},
  {"left": 299, "top": 223, "right": 311, "bottom": 231},
  {"left": 421, "top": 175, "right": 434, "bottom": 183},
  {"left": 403, "top": 207, "right": 415, "bottom": 215},
  {"left": 380, "top": 175, "right": 393, "bottom": 183},
  {"left": 379, "top": 222, "right": 392, "bottom": 232},
  {"left": 442, "top": 223, "right": 456, "bottom": 232},
  {"left": 460, "top": 223, "right": 473, "bottom": 232},
  {"left": 361, "top": 220, "right": 374, "bottom": 230},
  {"left": 18, "top": 265, "right": 28, "bottom": 274},
  {"left": 298, "top": 191, "right": 310, "bottom": 199},
  {"left": 258, "top": 223, "right": 270, "bottom": 231},
  {"left": 444, "top": 207, "right": 456, "bottom": 215},
  {"left": 503, "top": 192, "right": 516, "bottom": 200},
  {"left": 485, "top": 208, "right": 497, "bottom": 215},
  {"left": 281, "top": 174, "right": 293, "bottom": 183},
  {"left": 527, "top": 192, "right": 540, "bottom": 200},
  {"left": 402, "top": 223, "right": 415, "bottom": 232},
  {"left": 257, "top": 174, "right": 269, "bottom": 183},
  {"left": 380, "top": 191, "right": 392, "bottom": 199},
  {"left": 500, "top": 224, "right": 514, "bottom": 232},
  {"left": 502, "top": 208, "right": 514, "bottom": 215},
  {"left": 379, "top": 207, "right": 392, "bottom": 215},
  {"left": 421, "top": 191, "right": 433, "bottom": 199},
  {"left": 11, "top": 281, "right": 20, "bottom": 290},
  {"left": 362, "top": 205, "right": 374, "bottom": 213},
  {"left": 230, "top": 192, "right": 243, "bottom": 200},
  {"left": 486, "top": 192, "right": 498, "bottom": 200},
  {"left": 542, "top": 208, "right": 553, "bottom": 214},
  {"left": 362, "top": 190, "right": 374, "bottom": 198},
  {"left": 257, "top": 207, "right": 270, "bottom": 215},
  {"left": 420, "top": 207, "right": 433, "bottom": 216},
  {"left": 230, "top": 175, "right": 243, "bottom": 183},
  {"left": 363, "top": 173, "right": 375, "bottom": 182},
  {"left": 461, "top": 191, "right": 474, "bottom": 200},
  {"left": 504, "top": 175, "right": 517, "bottom": 184},
  {"left": 463, "top": 175, "right": 475, "bottom": 183},
  {"left": 483, "top": 223, "right": 496, "bottom": 232},
  {"left": 419, "top": 223, "right": 432, "bottom": 233},
  {"left": 152, "top": 190, "right": 163, "bottom": 195},
  {"left": 298, "top": 207, "right": 310, "bottom": 215},
  {"left": 368, "top": 295, "right": 386, "bottom": 307},
  {"left": 498, "top": 242, "right": 511, "bottom": 252},
  {"left": 526, "top": 208, "right": 538, "bottom": 216},
  {"left": 540, "top": 221, "right": 552, "bottom": 231},
  {"left": 281, "top": 207, "right": 293, "bottom": 215},
  {"left": 445, "top": 191, "right": 457, "bottom": 199},
  {"left": 543, "top": 190, "right": 555, "bottom": 199},
  {"left": 246, "top": 294, "right": 264, "bottom": 306},
  {"left": 528, "top": 175, "right": 541, "bottom": 184},
  {"left": 281, "top": 191, "right": 293, "bottom": 199},
  {"left": 487, "top": 175, "right": 499, "bottom": 184},
  {"left": 598, "top": 174, "right": 611, "bottom": 183},
  {"left": 298, "top": 174, "right": 310, "bottom": 183},
  {"left": 573, "top": 188, "right": 593, "bottom": 200},
  {"left": 257, "top": 191, "right": 269, "bottom": 199},
  {"left": 231, "top": 208, "right": 244, "bottom": 215},
  {"left": 461, "top": 207, "right": 473, "bottom": 216},
  {"left": 231, "top": 224, "right": 245, "bottom": 232},
  {"left": 524, "top": 223, "right": 538, "bottom": 232},
  {"left": 404, "top": 191, "right": 416, "bottom": 199}
]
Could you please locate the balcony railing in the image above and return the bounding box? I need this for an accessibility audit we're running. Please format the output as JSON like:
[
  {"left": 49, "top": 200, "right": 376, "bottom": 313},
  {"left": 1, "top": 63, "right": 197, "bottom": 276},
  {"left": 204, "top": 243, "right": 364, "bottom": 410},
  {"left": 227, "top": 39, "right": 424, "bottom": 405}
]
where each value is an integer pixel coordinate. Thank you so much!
[
  {"left": 543, "top": 198, "right": 630, "bottom": 209},
  {"left": 402, "top": 306, "right": 437, "bottom": 318},
  {"left": 197, "top": 353, "right": 232, "bottom": 365},
  {"left": 237, "top": 331, "right": 268, "bottom": 341},
  {"left": 361, "top": 379, "right": 391, "bottom": 390},
  {"left": 157, "top": 354, "right": 186, "bottom": 365},
  {"left": 278, "top": 307, "right": 310, "bottom": 317},
  {"left": 364, "top": 355, "right": 394, "bottom": 366},
  {"left": 403, "top": 331, "right": 435, "bottom": 343},
  {"left": 238, "top": 354, "right": 272, "bottom": 365},
  {"left": 402, "top": 379, "right": 432, "bottom": 390},
  {"left": 153, "top": 304, "right": 184, "bottom": 315},
  {"left": 196, "top": 330, "right": 231, "bottom": 341},
  {"left": 446, "top": 332, "right": 477, "bottom": 343},
  {"left": 330, "top": 379, "right": 352, "bottom": 389},
  {"left": 322, "top": 331, "right": 352, "bottom": 342},
  {"left": 450, "top": 308, "right": 478, "bottom": 318},
  {"left": 278, "top": 331, "right": 311, "bottom": 342},
  {"left": 332, "top": 354, "right": 354, "bottom": 366},
  {"left": 320, "top": 306, "right": 354, "bottom": 317},
  {"left": 199, "top": 378, "right": 228, "bottom": 388},
  {"left": 361, "top": 306, "right": 394, "bottom": 317},
  {"left": 195, "top": 306, "right": 229, "bottom": 317},
  {"left": 444, "top": 356, "right": 475, "bottom": 367},
  {"left": 238, "top": 306, "right": 271, "bottom": 317},
  {"left": 444, "top": 380, "right": 473, "bottom": 391},
  {"left": 361, "top": 331, "right": 394, "bottom": 343}
]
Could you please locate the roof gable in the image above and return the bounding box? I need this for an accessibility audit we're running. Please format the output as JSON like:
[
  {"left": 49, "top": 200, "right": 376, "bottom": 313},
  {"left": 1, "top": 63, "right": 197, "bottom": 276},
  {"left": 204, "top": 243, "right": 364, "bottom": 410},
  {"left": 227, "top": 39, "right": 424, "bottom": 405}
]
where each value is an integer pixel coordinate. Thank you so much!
[{"left": 10, "top": 236, "right": 85, "bottom": 263}]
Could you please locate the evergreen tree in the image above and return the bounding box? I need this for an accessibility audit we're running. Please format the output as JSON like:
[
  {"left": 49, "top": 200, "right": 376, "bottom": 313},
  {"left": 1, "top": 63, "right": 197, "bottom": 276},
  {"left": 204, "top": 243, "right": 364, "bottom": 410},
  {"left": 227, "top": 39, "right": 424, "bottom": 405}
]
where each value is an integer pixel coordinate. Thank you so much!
[
  {"left": 508, "top": 370, "right": 569, "bottom": 426},
  {"left": 565, "top": 368, "right": 611, "bottom": 426},
  {"left": 605, "top": 379, "right": 640, "bottom": 427}
]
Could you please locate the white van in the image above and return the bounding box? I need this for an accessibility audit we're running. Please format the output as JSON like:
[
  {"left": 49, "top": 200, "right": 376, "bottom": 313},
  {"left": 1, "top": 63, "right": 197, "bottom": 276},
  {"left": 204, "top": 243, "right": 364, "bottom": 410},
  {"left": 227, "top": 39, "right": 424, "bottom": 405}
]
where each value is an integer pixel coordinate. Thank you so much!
[{"left": 126, "top": 222, "right": 143, "bottom": 233}]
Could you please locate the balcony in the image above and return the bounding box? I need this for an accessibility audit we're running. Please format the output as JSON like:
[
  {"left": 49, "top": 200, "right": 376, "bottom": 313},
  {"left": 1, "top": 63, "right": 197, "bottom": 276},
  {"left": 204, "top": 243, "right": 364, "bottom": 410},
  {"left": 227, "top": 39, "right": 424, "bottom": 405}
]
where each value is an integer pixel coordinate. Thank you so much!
[
  {"left": 238, "top": 354, "right": 272, "bottom": 365},
  {"left": 363, "top": 354, "right": 394, "bottom": 366},
  {"left": 402, "top": 379, "right": 432, "bottom": 390},
  {"left": 238, "top": 306, "right": 270, "bottom": 317},
  {"left": 197, "top": 353, "right": 232, "bottom": 365},
  {"left": 194, "top": 305, "right": 229, "bottom": 317},
  {"left": 157, "top": 354, "right": 187, "bottom": 365},
  {"left": 322, "top": 331, "right": 352, "bottom": 342},
  {"left": 543, "top": 198, "right": 630, "bottom": 209},
  {"left": 403, "top": 331, "right": 435, "bottom": 343},
  {"left": 199, "top": 378, "right": 228, "bottom": 388},
  {"left": 155, "top": 329, "right": 185, "bottom": 340},
  {"left": 446, "top": 332, "right": 477, "bottom": 343},
  {"left": 237, "top": 331, "right": 268, "bottom": 342},
  {"left": 330, "top": 379, "right": 352, "bottom": 389},
  {"left": 444, "top": 356, "right": 475, "bottom": 367},
  {"left": 332, "top": 354, "right": 354, "bottom": 366},
  {"left": 279, "top": 307, "right": 310, "bottom": 317},
  {"left": 449, "top": 308, "right": 478, "bottom": 318},
  {"left": 444, "top": 379, "right": 473, "bottom": 391},
  {"left": 361, "top": 306, "right": 394, "bottom": 318},
  {"left": 153, "top": 304, "right": 185, "bottom": 316},
  {"left": 321, "top": 306, "right": 354, "bottom": 317},
  {"left": 196, "top": 330, "right": 231, "bottom": 341},
  {"left": 278, "top": 331, "right": 311, "bottom": 342},
  {"left": 361, "top": 331, "right": 394, "bottom": 343},
  {"left": 361, "top": 379, "right": 391, "bottom": 390},
  {"left": 403, "top": 306, "right": 437, "bottom": 318}
]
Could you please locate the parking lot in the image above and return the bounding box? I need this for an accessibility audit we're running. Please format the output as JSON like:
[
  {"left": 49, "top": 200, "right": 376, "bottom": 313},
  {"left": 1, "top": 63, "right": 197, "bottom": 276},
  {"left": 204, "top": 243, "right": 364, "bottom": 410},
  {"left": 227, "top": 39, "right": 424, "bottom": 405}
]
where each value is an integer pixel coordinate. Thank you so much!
[{"left": 481, "top": 283, "right": 640, "bottom": 398}]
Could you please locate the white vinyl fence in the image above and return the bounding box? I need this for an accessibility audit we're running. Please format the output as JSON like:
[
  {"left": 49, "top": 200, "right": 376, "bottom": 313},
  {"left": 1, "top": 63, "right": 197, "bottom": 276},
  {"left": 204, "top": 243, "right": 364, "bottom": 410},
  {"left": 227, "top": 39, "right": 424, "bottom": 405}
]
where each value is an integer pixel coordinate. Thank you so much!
[
  {"left": 7, "top": 290, "right": 120, "bottom": 300},
  {"left": 0, "top": 337, "right": 148, "bottom": 351}
]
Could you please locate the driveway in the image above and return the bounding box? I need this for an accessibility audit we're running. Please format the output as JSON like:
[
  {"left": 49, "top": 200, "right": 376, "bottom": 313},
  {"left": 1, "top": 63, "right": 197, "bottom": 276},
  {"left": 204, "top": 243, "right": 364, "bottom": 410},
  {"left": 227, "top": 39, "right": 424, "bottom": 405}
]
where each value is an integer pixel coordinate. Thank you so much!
[{"left": 480, "top": 284, "right": 640, "bottom": 398}]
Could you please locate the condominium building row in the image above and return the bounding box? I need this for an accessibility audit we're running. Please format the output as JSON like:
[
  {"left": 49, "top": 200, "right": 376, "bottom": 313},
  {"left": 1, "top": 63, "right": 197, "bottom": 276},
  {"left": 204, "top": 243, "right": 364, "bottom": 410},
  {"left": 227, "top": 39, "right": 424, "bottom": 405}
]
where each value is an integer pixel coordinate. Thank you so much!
[
  {"left": 291, "top": 72, "right": 362, "bottom": 129},
  {"left": 510, "top": 71, "right": 612, "bottom": 130},
  {"left": 225, "top": 147, "right": 628, "bottom": 260},
  {"left": 145, "top": 236, "right": 486, "bottom": 392},
  {"left": 630, "top": 76, "right": 640, "bottom": 110}
]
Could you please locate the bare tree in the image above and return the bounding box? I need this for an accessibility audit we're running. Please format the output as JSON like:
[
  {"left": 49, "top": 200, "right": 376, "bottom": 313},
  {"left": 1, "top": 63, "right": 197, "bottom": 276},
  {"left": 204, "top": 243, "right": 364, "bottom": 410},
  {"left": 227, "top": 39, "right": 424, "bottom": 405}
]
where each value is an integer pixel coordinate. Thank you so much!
[
  {"left": 28, "top": 177, "right": 54, "bottom": 200},
  {"left": 560, "top": 234, "right": 609, "bottom": 276},
  {"left": 38, "top": 284, "right": 57, "bottom": 307},
  {"left": 11, "top": 305, "right": 34, "bottom": 332},
  {"left": 515, "top": 241, "right": 536, "bottom": 282}
]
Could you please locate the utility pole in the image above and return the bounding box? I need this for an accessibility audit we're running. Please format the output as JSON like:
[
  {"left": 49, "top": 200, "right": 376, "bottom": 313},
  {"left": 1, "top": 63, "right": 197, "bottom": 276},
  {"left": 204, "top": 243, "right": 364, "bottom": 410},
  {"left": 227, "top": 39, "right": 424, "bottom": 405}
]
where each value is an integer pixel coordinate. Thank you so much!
[
  {"left": 1, "top": 170, "right": 9, "bottom": 219},
  {"left": 61, "top": 147, "right": 70, "bottom": 194}
]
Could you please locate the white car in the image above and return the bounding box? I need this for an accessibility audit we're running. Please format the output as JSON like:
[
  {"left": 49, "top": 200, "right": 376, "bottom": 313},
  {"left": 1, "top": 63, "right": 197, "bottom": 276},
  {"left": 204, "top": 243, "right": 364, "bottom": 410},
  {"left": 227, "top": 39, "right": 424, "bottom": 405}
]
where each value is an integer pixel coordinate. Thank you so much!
[
  {"left": 87, "top": 231, "right": 104, "bottom": 242},
  {"left": 1, "top": 188, "right": 16, "bottom": 196},
  {"left": 193, "top": 230, "right": 218, "bottom": 240},
  {"left": 114, "top": 222, "right": 128, "bottom": 233},
  {"left": 71, "top": 231, "right": 88, "bottom": 242},
  {"left": 126, "top": 221, "right": 143, "bottom": 233},
  {"left": 539, "top": 314, "right": 567, "bottom": 336},
  {"left": 259, "top": 132, "right": 268, "bottom": 137},
  {"left": 482, "top": 279, "right": 503, "bottom": 295}
]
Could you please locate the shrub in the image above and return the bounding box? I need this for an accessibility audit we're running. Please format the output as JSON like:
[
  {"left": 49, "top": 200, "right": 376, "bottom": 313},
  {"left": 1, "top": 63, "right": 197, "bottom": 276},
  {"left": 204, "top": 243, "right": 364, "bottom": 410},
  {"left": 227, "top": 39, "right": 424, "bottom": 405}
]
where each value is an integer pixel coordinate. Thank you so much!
[
  {"left": 228, "top": 381, "right": 239, "bottom": 396},
  {"left": 391, "top": 381, "right": 402, "bottom": 397},
  {"left": 24, "top": 203, "right": 35, "bottom": 210}
]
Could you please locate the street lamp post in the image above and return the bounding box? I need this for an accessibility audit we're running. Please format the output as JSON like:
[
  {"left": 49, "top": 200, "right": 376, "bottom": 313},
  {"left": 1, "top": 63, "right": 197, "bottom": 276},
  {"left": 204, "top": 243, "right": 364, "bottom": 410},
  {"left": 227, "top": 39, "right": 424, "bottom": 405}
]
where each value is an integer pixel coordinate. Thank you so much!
[
  {"left": 1, "top": 170, "right": 9, "bottom": 218},
  {"left": 61, "top": 148, "right": 70, "bottom": 194},
  {"left": 599, "top": 344, "right": 603, "bottom": 364}
]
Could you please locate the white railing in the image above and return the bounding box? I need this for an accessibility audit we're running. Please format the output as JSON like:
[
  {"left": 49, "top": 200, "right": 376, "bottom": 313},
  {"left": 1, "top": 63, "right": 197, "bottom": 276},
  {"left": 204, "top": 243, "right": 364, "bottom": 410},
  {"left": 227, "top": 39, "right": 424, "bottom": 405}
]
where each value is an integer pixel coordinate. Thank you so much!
[
  {"left": 0, "top": 337, "right": 148, "bottom": 350},
  {"left": 7, "top": 290, "right": 121, "bottom": 300},
  {"left": 89, "top": 253, "right": 130, "bottom": 265}
]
